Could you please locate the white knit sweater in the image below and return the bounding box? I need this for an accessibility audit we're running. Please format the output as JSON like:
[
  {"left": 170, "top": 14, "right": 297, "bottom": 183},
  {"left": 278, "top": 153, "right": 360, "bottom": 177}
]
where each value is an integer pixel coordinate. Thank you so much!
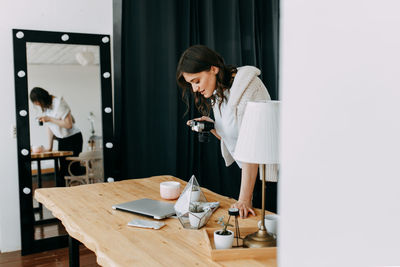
[{"left": 213, "top": 66, "right": 278, "bottom": 182}]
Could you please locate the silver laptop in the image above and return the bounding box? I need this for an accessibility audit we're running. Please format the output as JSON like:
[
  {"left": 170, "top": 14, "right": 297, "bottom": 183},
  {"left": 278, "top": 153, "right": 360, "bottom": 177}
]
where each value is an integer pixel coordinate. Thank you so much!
[{"left": 112, "top": 198, "right": 175, "bottom": 219}]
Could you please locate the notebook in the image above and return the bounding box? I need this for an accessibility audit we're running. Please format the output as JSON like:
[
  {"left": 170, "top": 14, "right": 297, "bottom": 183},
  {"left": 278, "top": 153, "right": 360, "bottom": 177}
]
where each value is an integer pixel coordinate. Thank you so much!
[{"left": 112, "top": 198, "right": 176, "bottom": 219}]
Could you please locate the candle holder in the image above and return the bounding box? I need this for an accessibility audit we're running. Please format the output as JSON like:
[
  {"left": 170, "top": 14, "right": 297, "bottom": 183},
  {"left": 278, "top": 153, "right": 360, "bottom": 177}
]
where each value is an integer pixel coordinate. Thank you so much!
[{"left": 228, "top": 208, "right": 241, "bottom": 247}]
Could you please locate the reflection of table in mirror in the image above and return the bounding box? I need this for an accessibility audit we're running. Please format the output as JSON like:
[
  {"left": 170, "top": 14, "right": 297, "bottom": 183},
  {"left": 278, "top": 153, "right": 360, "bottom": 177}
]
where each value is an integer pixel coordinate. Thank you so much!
[
  {"left": 35, "top": 175, "right": 276, "bottom": 267},
  {"left": 31, "top": 150, "right": 74, "bottom": 187},
  {"left": 31, "top": 151, "right": 73, "bottom": 225}
]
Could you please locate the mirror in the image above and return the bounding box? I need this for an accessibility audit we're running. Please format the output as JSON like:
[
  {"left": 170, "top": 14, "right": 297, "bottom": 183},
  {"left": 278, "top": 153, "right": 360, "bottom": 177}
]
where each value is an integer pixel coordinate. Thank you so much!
[
  {"left": 26, "top": 42, "right": 103, "bottom": 239},
  {"left": 13, "top": 29, "right": 114, "bottom": 254}
]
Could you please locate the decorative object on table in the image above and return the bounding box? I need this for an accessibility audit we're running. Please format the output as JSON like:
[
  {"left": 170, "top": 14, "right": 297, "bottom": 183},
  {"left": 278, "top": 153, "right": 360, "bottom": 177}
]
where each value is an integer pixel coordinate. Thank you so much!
[
  {"left": 127, "top": 218, "right": 165, "bottom": 230},
  {"left": 213, "top": 216, "right": 234, "bottom": 249},
  {"left": 190, "top": 184, "right": 201, "bottom": 202},
  {"left": 258, "top": 214, "right": 279, "bottom": 239},
  {"left": 234, "top": 101, "right": 280, "bottom": 248},
  {"left": 160, "top": 181, "right": 181, "bottom": 200},
  {"left": 228, "top": 208, "right": 241, "bottom": 247},
  {"left": 174, "top": 175, "right": 218, "bottom": 229},
  {"left": 188, "top": 202, "right": 207, "bottom": 228},
  {"left": 31, "top": 145, "right": 44, "bottom": 153}
]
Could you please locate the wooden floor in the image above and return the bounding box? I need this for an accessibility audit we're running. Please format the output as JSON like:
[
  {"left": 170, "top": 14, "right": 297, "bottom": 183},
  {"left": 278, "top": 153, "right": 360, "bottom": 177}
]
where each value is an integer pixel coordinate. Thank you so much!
[
  {"left": 32, "top": 176, "right": 68, "bottom": 241},
  {"left": 0, "top": 245, "right": 99, "bottom": 267},
  {"left": 0, "top": 176, "right": 100, "bottom": 266}
]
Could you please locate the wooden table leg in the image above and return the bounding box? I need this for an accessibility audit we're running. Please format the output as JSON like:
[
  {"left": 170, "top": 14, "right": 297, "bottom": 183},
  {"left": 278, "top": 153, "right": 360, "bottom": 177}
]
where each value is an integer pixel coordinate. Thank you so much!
[
  {"left": 68, "top": 235, "right": 80, "bottom": 267},
  {"left": 37, "top": 160, "right": 43, "bottom": 218},
  {"left": 54, "top": 158, "right": 61, "bottom": 187}
]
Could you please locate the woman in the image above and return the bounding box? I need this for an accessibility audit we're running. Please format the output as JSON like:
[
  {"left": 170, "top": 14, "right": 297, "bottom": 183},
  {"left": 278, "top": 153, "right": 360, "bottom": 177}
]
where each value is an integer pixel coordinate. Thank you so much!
[
  {"left": 176, "top": 45, "right": 277, "bottom": 218},
  {"left": 30, "top": 87, "right": 83, "bottom": 186}
]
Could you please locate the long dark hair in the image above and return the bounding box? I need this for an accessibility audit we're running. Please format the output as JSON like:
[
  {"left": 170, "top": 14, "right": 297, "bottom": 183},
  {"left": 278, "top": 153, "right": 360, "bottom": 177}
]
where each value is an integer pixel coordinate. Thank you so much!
[
  {"left": 30, "top": 87, "right": 53, "bottom": 111},
  {"left": 176, "top": 45, "right": 237, "bottom": 116}
]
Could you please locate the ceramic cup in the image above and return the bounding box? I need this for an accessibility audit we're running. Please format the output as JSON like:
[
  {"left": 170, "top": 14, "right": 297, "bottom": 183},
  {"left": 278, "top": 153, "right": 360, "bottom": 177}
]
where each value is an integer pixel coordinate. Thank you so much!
[
  {"left": 258, "top": 214, "right": 279, "bottom": 237},
  {"left": 160, "top": 181, "right": 181, "bottom": 200}
]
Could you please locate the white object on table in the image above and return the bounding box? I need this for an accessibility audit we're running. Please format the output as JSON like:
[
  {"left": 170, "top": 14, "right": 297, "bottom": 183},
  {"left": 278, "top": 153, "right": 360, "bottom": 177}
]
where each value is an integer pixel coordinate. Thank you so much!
[{"left": 127, "top": 219, "right": 165, "bottom": 230}]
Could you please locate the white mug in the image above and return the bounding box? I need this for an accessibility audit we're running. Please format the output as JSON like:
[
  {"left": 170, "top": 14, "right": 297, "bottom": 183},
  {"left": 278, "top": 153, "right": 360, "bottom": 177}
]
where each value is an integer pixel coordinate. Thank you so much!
[{"left": 258, "top": 214, "right": 279, "bottom": 237}]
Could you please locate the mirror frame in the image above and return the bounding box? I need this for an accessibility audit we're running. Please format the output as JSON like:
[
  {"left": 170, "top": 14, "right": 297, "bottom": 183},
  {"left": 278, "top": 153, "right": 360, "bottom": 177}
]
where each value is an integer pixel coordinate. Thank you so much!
[{"left": 12, "top": 29, "right": 114, "bottom": 255}]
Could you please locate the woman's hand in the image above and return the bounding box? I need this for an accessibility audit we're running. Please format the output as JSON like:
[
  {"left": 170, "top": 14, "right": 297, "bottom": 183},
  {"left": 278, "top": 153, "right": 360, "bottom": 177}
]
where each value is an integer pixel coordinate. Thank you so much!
[
  {"left": 39, "top": 116, "right": 52, "bottom": 123},
  {"left": 235, "top": 163, "right": 259, "bottom": 218},
  {"left": 187, "top": 116, "right": 221, "bottom": 140},
  {"left": 186, "top": 116, "right": 214, "bottom": 126},
  {"left": 231, "top": 199, "right": 256, "bottom": 219},
  {"left": 40, "top": 113, "right": 73, "bottom": 129}
]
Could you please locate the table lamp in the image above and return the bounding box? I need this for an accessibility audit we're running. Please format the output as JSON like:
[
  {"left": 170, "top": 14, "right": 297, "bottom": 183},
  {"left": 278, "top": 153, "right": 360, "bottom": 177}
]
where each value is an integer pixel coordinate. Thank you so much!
[{"left": 234, "top": 101, "right": 280, "bottom": 248}]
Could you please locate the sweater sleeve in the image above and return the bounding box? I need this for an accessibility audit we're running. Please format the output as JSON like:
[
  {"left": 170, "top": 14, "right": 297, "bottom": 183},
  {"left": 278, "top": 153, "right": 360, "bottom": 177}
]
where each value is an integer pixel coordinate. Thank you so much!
[
  {"left": 235, "top": 77, "right": 279, "bottom": 182},
  {"left": 236, "top": 77, "right": 271, "bottom": 128},
  {"left": 220, "top": 140, "right": 236, "bottom": 167}
]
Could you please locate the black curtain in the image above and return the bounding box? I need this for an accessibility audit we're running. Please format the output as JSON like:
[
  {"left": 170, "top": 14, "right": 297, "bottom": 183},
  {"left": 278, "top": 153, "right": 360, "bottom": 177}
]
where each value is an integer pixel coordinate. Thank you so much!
[{"left": 114, "top": 0, "right": 279, "bottom": 211}]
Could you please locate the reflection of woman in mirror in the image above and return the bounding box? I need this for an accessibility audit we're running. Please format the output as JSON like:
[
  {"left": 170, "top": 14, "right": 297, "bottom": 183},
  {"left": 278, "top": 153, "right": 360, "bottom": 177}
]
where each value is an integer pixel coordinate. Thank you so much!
[
  {"left": 176, "top": 45, "right": 277, "bottom": 218},
  {"left": 30, "top": 87, "right": 83, "bottom": 186}
]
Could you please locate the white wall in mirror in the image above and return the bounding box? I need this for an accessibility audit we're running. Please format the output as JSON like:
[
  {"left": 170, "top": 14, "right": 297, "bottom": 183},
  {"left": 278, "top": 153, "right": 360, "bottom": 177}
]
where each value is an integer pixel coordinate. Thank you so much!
[
  {"left": 28, "top": 62, "right": 103, "bottom": 170},
  {"left": 0, "top": 0, "right": 112, "bottom": 252}
]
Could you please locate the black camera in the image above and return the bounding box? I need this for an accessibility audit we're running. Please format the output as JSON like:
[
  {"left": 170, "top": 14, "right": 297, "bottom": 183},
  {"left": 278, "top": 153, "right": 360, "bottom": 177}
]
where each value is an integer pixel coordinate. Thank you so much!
[{"left": 189, "top": 120, "right": 214, "bottom": 143}]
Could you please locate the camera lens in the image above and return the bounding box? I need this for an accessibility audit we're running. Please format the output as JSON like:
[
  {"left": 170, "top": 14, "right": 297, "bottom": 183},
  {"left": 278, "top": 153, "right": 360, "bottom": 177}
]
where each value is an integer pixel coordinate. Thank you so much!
[{"left": 38, "top": 120, "right": 43, "bottom": 126}]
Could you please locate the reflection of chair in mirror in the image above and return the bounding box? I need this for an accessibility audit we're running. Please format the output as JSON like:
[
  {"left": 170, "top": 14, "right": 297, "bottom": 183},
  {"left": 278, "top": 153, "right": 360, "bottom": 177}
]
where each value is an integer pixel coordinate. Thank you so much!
[{"left": 64, "top": 150, "right": 103, "bottom": 186}]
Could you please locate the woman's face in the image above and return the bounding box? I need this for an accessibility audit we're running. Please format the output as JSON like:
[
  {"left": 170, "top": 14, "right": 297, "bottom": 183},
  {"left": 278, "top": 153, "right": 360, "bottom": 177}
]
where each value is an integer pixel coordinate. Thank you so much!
[
  {"left": 182, "top": 66, "right": 219, "bottom": 98},
  {"left": 33, "top": 101, "right": 41, "bottom": 108}
]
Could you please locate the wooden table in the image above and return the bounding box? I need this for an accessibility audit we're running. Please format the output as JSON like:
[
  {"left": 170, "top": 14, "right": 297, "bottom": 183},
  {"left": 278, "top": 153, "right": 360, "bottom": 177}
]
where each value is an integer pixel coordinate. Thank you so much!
[
  {"left": 31, "top": 150, "right": 74, "bottom": 187},
  {"left": 31, "top": 150, "right": 74, "bottom": 160},
  {"left": 31, "top": 150, "right": 74, "bottom": 222},
  {"left": 35, "top": 175, "right": 276, "bottom": 267}
]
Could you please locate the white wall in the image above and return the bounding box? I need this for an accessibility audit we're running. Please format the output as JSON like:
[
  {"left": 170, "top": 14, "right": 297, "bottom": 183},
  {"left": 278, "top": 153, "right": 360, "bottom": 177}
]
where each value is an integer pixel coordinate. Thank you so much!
[
  {"left": 0, "top": 0, "right": 112, "bottom": 252},
  {"left": 280, "top": 0, "right": 400, "bottom": 266}
]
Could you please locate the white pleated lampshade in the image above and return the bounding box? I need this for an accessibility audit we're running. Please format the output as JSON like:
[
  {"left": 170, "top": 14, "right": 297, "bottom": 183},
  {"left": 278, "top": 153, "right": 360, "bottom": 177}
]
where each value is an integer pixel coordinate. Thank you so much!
[{"left": 234, "top": 101, "right": 280, "bottom": 164}]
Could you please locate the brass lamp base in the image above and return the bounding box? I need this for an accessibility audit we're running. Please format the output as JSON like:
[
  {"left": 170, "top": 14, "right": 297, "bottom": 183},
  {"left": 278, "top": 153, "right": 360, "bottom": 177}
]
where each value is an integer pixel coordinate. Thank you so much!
[
  {"left": 243, "top": 164, "right": 277, "bottom": 248},
  {"left": 243, "top": 229, "right": 276, "bottom": 248}
]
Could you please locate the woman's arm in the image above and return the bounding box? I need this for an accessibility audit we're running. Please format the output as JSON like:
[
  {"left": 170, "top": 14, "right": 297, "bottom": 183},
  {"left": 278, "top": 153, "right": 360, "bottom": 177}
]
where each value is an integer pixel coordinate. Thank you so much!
[
  {"left": 46, "top": 127, "right": 54, "bottom": 152},
  {"left": 40, "top": 112, "right": 73, "bottom": 129},
  {"left": 231, "top": 163, "right": 258, "bottom": 218},
  {"left": 210, "top": 129, "right": 221, "bottom": 140}
]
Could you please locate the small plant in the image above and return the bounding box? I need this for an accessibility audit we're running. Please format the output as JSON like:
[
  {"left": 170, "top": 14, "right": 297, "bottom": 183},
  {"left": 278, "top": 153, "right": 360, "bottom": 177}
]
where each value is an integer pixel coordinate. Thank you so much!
[
  {"left": 216, "top": 216, "right": 234, "bottom": 235},
  {"left": 189, "top": 203, "right": 204, "bottom": 213},
  {"left": 191, "top": 185, "right": 199, "bottom": 191}
]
